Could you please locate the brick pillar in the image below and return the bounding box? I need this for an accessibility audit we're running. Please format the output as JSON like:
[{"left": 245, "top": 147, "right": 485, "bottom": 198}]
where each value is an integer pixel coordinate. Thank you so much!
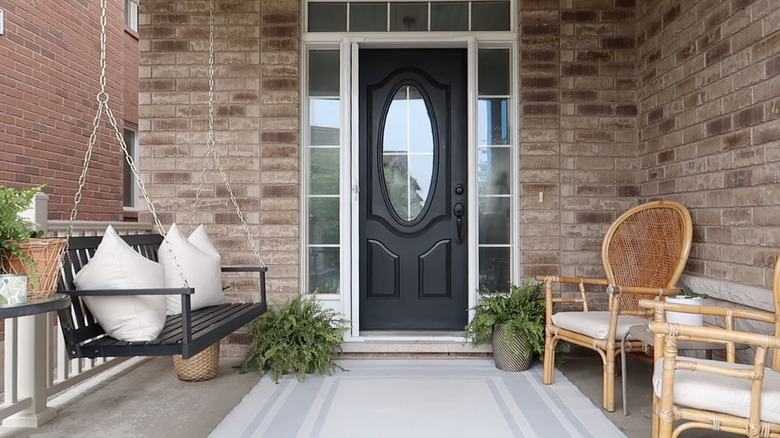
[{"left": 519, "top": 1, "right": 562, "bottom": 278}]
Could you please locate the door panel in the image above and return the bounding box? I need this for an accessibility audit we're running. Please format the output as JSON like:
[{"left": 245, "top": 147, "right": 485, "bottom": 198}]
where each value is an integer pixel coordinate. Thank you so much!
[{"left": 359, "top": 49, "right": 467, "bottom": 330}]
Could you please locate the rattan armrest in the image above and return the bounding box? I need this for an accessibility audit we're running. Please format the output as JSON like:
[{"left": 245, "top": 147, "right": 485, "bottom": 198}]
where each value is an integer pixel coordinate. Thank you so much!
[
  {"left": 639, "top": 299, "right": 777, "bottom": 324},
  {"left": 536, "top": 275, "right": 609, "bottom": 286},
  {"left": 648, "top": 321, "right": 780, "bottom": 351}
]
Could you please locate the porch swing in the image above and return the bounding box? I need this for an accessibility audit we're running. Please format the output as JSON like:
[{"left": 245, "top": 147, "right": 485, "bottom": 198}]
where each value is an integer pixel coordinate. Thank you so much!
[{"left": 55, "top": 0, "right": 267, "bottom": 362}]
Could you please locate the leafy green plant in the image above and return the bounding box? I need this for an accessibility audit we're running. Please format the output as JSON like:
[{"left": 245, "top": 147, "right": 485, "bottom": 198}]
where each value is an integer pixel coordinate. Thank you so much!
[
  {"left": 465, "top": 278, "right": 545, "bottom": 356},
  {"left": 240, "top": 293, "right": 350, "bottom": 383},
  {"left": 679, "top": 286, "right": 709, "bottom": 299},
  {"left": 0, "top": 184, "right": 44, "bottom": 277}
]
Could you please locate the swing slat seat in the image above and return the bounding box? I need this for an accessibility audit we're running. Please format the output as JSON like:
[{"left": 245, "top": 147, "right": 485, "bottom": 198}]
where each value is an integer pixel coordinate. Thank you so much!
[{"left": 56, "top": 233, "right": 267, "bottom": 360}]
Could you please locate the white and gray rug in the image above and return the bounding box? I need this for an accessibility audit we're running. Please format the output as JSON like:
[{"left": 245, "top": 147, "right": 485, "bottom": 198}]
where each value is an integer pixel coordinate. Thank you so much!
[{"left": 209, "top": 359, "right": 626, "bottom": 438}]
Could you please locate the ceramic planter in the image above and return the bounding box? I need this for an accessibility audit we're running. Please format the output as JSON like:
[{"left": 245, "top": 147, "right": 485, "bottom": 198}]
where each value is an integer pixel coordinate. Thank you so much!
[
  {"left": 0, "top": 274, "right": 28, "bottom": 304},
  {"left": 491, "top": 324, "right": 532, "bottom": 371},
  {"left": 665, "top": 295, "right": 704, "bottom": 326}
]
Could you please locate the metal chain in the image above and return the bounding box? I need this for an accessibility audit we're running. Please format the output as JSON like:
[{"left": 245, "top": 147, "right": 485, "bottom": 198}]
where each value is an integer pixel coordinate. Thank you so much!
[
  {"left": 187, "top": 0, "right": 265, "bottom": 268},
  {"left": 67, "top": 0, "right": 189, "bottom": 287}
]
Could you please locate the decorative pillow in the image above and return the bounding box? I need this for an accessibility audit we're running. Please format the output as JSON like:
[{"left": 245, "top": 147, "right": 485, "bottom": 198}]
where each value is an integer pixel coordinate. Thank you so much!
[
  {"left": 74, "top": 225, "right": 167, "bottom": 342},
  {"left": 158, "top": 223, "right": 223, "bottom": 315}
]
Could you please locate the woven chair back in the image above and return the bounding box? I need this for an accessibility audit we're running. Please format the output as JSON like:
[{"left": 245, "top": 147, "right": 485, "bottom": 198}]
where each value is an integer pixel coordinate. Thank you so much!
[{"left": 601, "top": 201, "right": 693, "bottom": 313}]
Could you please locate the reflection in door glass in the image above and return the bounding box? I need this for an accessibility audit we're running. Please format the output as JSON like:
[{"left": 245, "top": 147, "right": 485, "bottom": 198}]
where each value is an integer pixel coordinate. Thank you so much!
[{"left": 382, "top": 85, "right": 434, "bottom": 222}]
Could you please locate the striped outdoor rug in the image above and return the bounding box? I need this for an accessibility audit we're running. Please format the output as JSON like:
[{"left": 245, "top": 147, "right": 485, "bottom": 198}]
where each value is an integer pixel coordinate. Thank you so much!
[{"left": 209, "top": 359, "right": 626, "bottom": 438}]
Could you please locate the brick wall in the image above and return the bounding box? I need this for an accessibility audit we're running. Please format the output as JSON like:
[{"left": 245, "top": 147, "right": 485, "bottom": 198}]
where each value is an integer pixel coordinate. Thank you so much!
[
  {"left": 0, "top": 0, "right": 138, "bottom": 221},
  {"left": 519, "top": 0, "right": 640, "bottom": 289},
  {"left": 139, "top": 0, "right": 300, "bottom": 354},
  {"left": 637, "top": 0, "right": 780, "bottom": 289}
]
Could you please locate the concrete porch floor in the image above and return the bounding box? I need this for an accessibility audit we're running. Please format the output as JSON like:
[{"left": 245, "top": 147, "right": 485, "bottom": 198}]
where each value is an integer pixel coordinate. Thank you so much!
[{"left": 0, "top": 352, "right": 736, "bottom": 438}]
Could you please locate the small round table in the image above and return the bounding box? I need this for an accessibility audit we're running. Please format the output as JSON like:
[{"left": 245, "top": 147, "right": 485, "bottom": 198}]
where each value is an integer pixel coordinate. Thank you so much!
[
  {"left": 0, "top": 293, "right": 71, "bottom": 318},
  {"left": 0, "top": 293, "right": 71, "bottom": 428}
]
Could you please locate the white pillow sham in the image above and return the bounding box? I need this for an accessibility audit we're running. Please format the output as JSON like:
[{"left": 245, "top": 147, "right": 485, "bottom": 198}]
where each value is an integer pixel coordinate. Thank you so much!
[
  {"left": 74, "top": 225, "right": 167, "bottom": 342},
  {"left": 158, "top": 223, "right": 223, "bottom": 315}
]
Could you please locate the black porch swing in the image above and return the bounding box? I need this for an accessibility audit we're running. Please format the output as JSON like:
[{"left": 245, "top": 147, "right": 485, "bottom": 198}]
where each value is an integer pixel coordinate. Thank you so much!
[{"left": 55, "top": 0, "right": 267, "bottom": 362}]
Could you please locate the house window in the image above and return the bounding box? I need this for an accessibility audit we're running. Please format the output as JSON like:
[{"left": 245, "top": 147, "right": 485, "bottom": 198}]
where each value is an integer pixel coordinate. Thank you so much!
[
  {"left": 306, "top": 50, "right": 341, "bottom": 294},
  {"left": 477, "top": 48, "right": 511, "bottom": 291},
  {"left": 307, "top": 1, "right": 511, "bottom": 32},
  {"left": 125, "top": 0, "right": 139, "bottom": 32},
  {"left": 123, "top": 126, "right": 138, "bottom": 209}
]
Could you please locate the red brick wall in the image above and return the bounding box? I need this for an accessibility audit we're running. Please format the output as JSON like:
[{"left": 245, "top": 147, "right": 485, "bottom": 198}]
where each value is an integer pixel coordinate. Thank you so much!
[{"left": 0, "top": 0, "right": 138, "bottom": 221}]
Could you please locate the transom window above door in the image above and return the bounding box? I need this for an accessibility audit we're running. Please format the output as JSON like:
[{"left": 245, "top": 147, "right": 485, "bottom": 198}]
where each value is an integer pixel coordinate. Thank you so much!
[{"left": 308, "top": 1, "right": 510, "bottom": 32}]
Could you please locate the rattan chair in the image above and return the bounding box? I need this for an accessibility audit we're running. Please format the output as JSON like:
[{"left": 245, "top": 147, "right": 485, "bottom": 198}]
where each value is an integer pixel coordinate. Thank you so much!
[
  {"left": 640, "top": 252, "right": 780, "bottom": 438},
  {"left": 538, "top": 200, "right": 693, "bottom": 412}
]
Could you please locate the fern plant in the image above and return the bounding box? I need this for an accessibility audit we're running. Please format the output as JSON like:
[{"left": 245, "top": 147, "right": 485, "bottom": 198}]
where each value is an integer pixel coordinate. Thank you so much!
[
  {"left": 240, "top": 293, "right": 350, "bottom": 383},
  {"left": 465, "top": 278, "right": 545, "bottom": 356}
]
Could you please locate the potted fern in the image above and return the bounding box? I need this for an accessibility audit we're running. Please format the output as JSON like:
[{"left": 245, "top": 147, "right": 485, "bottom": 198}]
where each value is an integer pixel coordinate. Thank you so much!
[
  {"left": 465, "top": 279, "right": 545, "bottom": 371},
  {"left": 240, "top": 293, "right": 350, "bottom": 382},
  {"left": 0, "top": 184, "right": 66, "bottom": 301}
]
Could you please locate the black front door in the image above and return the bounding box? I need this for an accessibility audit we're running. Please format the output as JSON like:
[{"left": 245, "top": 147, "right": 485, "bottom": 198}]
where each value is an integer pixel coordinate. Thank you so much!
[{"left": 359, "top": 49, "right": 467, "bottom": 330}]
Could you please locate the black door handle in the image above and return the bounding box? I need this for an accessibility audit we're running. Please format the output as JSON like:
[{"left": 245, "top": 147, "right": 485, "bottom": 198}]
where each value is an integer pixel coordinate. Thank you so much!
[{"left": 454, "top": 203, "right": 464, "bottom": 244}]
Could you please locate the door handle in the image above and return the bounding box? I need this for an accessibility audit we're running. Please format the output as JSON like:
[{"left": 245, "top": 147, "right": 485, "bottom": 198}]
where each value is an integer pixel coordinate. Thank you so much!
[{"left": 454, "top": 203, "right": 465, "bottom": 244}]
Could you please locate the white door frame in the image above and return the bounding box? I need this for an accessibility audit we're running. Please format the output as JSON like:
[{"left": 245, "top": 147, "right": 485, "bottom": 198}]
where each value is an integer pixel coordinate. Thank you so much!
[{"left": 302, "top": 33, "right": 518, "bottom": 343}]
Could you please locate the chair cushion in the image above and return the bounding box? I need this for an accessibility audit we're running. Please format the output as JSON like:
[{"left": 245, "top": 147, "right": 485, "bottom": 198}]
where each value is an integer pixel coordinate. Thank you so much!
[
  {"left": 74, "top": 225, "right": 167, "bottom": 342},
  {"left": 653, "top": 357, "right": 780, "bottom": 424},
  {"left": 159, "top": 223, "right": 223, "bottom": 315},
  {"left": 551, "top": 311, "right": 647, "bottom": 340}
]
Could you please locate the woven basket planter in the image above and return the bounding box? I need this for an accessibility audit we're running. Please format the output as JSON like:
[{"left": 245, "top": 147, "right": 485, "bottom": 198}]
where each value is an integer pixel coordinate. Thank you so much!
[
  {"left": 2, "top": 238, "right": 67, "bottom": 300},
  {"left": 491, "top": 324, "right": 532, "bottom": 372},
  {"left": 173, "top": 343, "right": 220, "bottom": 382}
]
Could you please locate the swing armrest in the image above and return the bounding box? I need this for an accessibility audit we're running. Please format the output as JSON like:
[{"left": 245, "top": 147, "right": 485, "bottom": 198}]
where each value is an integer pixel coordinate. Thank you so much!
[
  {"left": 62, "top": 287, "right": 194, "bottom": 297},
  {"left": 221, "top": 266, "right": 267, "bottom": 273}
]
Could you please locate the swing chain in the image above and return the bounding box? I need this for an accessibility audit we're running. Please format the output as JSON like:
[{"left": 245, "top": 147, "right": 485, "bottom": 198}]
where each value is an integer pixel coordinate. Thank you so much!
[
  {"left": 66, "top": 0, "right": 190, "bottom": 287},
  {"left": 187, "top": 0, "right": 265, "bottom": 268}
]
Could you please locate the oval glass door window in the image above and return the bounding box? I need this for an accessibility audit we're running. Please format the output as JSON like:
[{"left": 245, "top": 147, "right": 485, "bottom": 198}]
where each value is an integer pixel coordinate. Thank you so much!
[{"left": 382, "top": 85, "right": 435, "bottom": 222}]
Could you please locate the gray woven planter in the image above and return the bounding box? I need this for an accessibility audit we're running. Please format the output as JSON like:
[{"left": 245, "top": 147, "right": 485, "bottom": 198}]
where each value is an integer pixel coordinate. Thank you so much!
[{"left": 491, "top": 324, "right": 532, "bottom": 372}]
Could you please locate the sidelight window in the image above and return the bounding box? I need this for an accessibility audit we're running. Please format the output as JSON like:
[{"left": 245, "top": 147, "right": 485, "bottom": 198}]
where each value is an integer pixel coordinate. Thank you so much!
[
  {"left": 307, "top": 50, "right": 341, "bottom": 294},
  {"left": 477, "top": 48, "right": 511, "bottom": 292}
]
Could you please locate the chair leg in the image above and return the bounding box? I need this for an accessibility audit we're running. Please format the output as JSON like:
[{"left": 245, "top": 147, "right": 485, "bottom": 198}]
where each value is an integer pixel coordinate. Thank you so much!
[
  {"left": 603, "top": 348, "right": 616, "bottom": 412},
  {"left": 651, "top": 392, "right": 660, "bottom": 438},
  {"left": 543, "top": 334, "right": 557, "bottom": 384}
]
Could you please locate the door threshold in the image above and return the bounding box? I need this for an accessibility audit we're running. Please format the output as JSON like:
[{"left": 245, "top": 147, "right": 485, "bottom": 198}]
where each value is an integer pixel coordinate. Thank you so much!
[
  {"left": 342, "top": 331, "right": 491, "bottom": 355},
  {"left": 360, "top": 330, "right": 465, "bottom": 338}
]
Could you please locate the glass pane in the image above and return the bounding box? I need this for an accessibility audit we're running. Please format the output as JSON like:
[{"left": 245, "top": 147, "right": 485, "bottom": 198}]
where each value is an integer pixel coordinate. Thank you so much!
[
  {"left": 382, "top": 85, "right": 435, "bottom": 222},
  {"left": 479, "top": 197, "right": 510, "bottom": 244},
  {"left": 431, "top": 3, "right": 468, "bottom": 31},
  {"left": 309, "top": 148, "right": 339, "bottom": 195},
  {"left": 309, "top": 247, "right": 340, "bottom": 294},
  {"left": 478, "top": 49, "right": 509, "bottom": 96},
  {"left": 478, "top": 147, "right": 510, "bottom": 194},
  {"left": 390, "top": 3, "right": 428, "bottom": 31},
  {"left": 471, "top": 2, "right": 510, "bottom": 31},
  {"left": 309, "top": 51, "right": 340, "bottom": 96},
  {"left": 479, "top": 247, "right": 510, "bottom": 292},
  {"left": 478, "top": 99, "right": 510, "bottom": 145},
  {"left": 310, "top": 99, "right": 340, "bottom": 145},
  {"left": 308, "top": 3, "right": 347, "bottom": 32},
  {"left": 308, "top": 197, "right": 340, "bottom": 244},
  {"left": 350, "top": 3, "right": 388, "bottom": 31}
]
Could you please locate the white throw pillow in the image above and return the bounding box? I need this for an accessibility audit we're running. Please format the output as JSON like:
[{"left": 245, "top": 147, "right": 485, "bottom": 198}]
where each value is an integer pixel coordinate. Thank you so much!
[
  {"left": 74, "top": 226, "right": 167, "bottom": 342},
  {"left": 159, "top": 223, "right": 223, "bottom": 315}
]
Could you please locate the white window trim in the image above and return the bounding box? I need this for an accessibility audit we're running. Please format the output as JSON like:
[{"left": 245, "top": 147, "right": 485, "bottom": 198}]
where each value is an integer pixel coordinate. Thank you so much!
[
  {"left": 301, "top": 31, "right": 518, "bottom": 341},
  {"left": 123, "top": 125, "right": 139, "bottom": 210}
]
